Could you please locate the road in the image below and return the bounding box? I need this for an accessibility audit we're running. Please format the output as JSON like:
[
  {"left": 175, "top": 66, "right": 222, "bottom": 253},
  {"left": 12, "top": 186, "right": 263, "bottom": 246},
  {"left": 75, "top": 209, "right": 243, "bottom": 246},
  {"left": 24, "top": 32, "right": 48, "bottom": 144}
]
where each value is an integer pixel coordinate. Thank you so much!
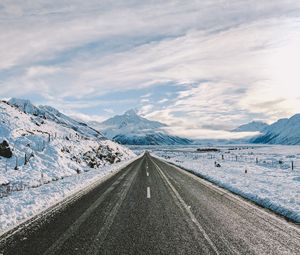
[{"left": 0, "top": 152, "right": 299, "bottom": 254}]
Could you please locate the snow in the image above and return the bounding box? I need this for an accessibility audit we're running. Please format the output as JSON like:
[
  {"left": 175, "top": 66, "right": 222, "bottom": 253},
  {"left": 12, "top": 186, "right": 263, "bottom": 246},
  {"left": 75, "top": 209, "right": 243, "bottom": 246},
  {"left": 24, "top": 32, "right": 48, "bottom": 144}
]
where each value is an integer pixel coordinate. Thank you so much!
[
  {"left": 98, "top": 108, "right": 166, "bottom": 139},
  {"left": 8, "top": 98, "right": 104, "bottom": 140},
  {"left": 251, "top": 114, "right": 300, "bottom": 145},
  {"left": 134, "top": 145, "right": 300, "bottom": 222},
  {"left": 89, "top": 109, "right": 192, "bottom": 145},
  {"left": 0, "top": 99, "right": 136, "bottom": 234},
  {"left": 228, "top": 113, "right": 300, "bottom": 145},
  {"left": 0, "top": 156, "right": 139, "bottom": 234}
]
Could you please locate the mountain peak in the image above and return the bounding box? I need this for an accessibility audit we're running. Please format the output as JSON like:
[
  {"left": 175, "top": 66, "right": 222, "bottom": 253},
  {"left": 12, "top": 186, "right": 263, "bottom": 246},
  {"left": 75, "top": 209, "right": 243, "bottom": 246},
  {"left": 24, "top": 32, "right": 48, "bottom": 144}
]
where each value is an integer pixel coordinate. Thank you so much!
[
  {"left": 124, "top": 109, "right": 138, "bottom": 116},
  {"left": 8, "top": 98, "right": 39, "bottom": 115},
  {"left": 95, "top": 110, "right": 191, "bottom": 145}
]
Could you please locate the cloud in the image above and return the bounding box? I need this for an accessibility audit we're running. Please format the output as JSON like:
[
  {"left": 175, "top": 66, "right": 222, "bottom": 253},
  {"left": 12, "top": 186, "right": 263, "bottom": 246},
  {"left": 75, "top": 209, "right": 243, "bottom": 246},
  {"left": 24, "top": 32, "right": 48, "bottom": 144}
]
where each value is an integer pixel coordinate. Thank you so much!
[
  {"left": 68, "top": 111, "right": 106, "bottom": 123},
  {"left": 139, "top": 104, "right": 154, "bottom": 115},
  {"left": 26, "top": 66, "right": 61, "bottom": 78},
  {"left": 1, "top": 1, "right": 300, "bottom": 138},
  {"left": 146, "top": 81, "right": 251, "bottom": 134},
  {"left": 158, "top": 98, "right": 168, "bottom": 104},
  {"left": 141, "top": 93, "right": 152, "bottom": 98},
  {"left": 27, "top": 15, "right": 299, "bottom": 104},
  {"left": 104, "top": 108, "right": 114, "bottom": 114},
  {"left": 162, "top": 126, "right": 260, "bottom": 140}
]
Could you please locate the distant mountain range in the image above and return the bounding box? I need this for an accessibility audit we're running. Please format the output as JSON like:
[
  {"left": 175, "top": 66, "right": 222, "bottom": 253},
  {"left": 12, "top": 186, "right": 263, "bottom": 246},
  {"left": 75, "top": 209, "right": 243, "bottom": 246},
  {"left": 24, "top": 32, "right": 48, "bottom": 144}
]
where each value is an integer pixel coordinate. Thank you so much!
[
  {"left": 89, "top": 109, "right": 300, "bottom": 146},
  {"left": 233, "top": 115, "right": 300, "bottom": 145},
  {"left": 89, "top": 109, "right": 192, "bottom": 145}
]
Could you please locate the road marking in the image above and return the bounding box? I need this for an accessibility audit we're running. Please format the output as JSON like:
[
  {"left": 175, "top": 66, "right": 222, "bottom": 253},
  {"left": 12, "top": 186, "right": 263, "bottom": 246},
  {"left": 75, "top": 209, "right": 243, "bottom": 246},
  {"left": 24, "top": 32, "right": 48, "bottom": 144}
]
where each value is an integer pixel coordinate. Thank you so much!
[
  {"left": 147, "top": 187, "right": 151, "bottom": 198},
  {"left": 151, "top": 159, "right": 219, "bottom": 255},
  {"left": 158, "top": 158, "right": 300, "bottom": 235}
]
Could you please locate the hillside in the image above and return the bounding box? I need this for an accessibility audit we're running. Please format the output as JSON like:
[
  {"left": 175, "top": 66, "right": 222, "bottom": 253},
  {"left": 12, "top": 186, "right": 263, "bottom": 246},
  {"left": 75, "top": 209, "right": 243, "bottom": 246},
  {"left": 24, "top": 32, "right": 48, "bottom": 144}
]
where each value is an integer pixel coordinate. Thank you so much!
[{"left": 0, "top": 99, "right": 135, "bottom": 188}]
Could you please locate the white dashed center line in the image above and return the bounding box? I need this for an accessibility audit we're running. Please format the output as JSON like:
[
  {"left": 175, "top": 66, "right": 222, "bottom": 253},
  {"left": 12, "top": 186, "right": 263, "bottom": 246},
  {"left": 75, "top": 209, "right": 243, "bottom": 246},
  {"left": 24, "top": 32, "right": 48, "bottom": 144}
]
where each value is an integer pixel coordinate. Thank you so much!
[{"left": 147, "top": 187, "right": 151, "bottom": 199}]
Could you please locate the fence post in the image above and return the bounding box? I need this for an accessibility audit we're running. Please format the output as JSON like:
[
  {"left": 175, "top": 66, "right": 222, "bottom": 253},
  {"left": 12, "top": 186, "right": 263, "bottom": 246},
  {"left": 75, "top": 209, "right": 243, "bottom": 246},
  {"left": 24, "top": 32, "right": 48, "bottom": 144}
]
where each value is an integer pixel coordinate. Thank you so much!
[{"left": 14, "top": 156, "right": 18, "bottom": 170}]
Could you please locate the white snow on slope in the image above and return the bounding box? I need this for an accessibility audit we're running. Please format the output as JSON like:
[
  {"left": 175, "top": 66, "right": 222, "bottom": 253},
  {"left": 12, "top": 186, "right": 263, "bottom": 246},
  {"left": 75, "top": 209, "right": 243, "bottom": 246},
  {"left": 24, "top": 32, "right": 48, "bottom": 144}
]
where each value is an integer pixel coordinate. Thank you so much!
[
  {"left": 137, "top": 145, "right": 300, "bottom": 222},
  {"left": 8, "top": 98, "right": 104, "bottom": 139},
  {"left": 252, "top": 114, "right": 300, "bottom": 145},
  {"left": 99, "top": 109, "right": 166, "bottom": 139}
]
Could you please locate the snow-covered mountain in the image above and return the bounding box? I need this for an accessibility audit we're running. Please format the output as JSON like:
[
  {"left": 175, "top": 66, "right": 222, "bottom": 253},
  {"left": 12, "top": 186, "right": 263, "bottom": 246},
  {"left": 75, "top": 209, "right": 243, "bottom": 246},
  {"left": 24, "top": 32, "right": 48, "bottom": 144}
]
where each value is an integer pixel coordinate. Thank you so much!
[
  {"left": 92, "top": 109, "right": 192, "bottom": 145},
  {"left": 232, "top": 121, "right": 269, "bottom": 132},
  {"left": 251, "top": 114, "right": 300, "bottom": 145},
  {"left": 8, "top": 98, "right": 103, "bottom": 139},
  {"left": 100, "top": 109, "right": 166, "bottom": 138},
  {"left": 0, "top": 99, "right": 135, "bottom": 187}
]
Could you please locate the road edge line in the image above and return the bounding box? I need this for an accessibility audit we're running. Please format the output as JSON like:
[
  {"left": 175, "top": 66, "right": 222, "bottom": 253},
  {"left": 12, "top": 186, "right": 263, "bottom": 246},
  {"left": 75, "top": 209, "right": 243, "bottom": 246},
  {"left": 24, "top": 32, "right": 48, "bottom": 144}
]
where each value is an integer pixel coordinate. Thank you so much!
[
  {"left": 152, "top": 155, "right": 300, "bottom": 232},
  {"left": 151, "top": 159, "right": 220, "bottom": 255}
]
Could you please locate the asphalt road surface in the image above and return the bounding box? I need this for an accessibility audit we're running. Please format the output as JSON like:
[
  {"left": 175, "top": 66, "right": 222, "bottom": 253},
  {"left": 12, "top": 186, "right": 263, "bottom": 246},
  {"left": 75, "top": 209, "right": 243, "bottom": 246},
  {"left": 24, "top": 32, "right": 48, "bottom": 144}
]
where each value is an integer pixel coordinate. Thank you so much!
[{"left": 0, "top": 152, "right": 299, "bottom": 254}]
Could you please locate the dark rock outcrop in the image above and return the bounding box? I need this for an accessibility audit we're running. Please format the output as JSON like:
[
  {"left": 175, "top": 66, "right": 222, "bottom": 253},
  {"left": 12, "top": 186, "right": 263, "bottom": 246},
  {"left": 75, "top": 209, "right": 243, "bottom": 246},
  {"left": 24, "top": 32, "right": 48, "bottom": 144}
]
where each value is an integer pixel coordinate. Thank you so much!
[{"left": 0, "top": 140, "right": 13, "bottom": 158}]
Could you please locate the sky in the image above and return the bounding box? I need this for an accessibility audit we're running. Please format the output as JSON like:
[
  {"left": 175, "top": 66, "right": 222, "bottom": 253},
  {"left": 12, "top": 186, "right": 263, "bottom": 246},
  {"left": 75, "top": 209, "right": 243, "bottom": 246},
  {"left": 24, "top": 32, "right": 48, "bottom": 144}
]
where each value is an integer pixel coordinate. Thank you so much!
[{"left": 1, "top": 0, "right": 300, "bottom": 139}]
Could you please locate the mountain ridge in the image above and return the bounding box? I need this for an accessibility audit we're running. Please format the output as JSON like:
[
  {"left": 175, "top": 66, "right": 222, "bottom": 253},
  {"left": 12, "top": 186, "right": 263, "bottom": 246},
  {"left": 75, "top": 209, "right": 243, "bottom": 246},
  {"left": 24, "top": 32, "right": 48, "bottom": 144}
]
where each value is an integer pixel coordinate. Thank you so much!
[
  {"left": 251, "top": 114, "right": 300, "bottom": 145},
  {"left": 232, "top": 121, "right": 269, "bottom": 132},
  {"left": 8, "top": 98, "right": 104, "bottom": 140}
]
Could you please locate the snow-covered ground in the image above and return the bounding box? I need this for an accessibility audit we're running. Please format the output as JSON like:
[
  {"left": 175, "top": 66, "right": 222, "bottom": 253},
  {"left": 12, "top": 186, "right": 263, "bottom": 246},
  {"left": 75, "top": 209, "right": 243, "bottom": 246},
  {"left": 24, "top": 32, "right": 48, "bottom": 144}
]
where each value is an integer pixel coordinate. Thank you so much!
[
  {"left": 133, "top": 145, "right": 300, "bottom": 222},
  {"left": 0, "top": 99, "right": 136, "bottom": 233},
  {"left": 0, "top": 99, "right": 135, "bottom": 188}
]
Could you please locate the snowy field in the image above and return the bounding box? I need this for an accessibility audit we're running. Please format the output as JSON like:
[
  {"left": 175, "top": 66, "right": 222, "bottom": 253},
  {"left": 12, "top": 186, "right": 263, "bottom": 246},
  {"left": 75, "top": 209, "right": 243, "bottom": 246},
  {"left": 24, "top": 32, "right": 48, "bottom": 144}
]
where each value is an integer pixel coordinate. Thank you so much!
[{"left": 133, "top": 145, "right": 300, "bottom": 222}]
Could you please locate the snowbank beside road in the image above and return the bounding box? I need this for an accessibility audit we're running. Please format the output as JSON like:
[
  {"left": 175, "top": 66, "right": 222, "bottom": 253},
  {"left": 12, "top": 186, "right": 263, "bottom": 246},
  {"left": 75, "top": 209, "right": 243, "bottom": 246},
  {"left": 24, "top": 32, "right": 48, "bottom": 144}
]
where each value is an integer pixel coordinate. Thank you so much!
[{"left": 0, "top": 155, "right": 139, "bottom": 234}]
